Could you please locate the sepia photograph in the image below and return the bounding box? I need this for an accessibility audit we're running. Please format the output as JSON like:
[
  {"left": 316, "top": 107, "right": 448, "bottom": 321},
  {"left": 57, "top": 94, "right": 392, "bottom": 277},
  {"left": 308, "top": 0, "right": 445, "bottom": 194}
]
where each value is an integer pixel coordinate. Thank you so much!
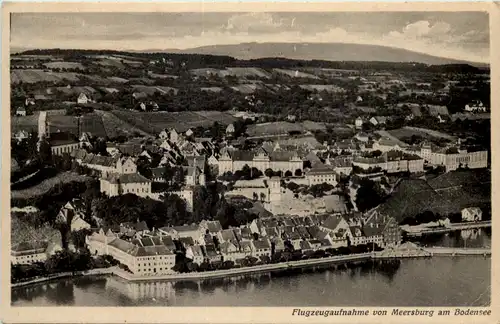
[{"left": 3, "top": 2, "right": 494, "bottom": 316}]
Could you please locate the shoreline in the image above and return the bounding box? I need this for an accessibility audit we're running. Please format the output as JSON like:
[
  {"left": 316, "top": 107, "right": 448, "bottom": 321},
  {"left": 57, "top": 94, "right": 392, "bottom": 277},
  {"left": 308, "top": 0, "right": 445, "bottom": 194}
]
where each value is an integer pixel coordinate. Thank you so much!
[
  {"left": 11, "top": 248, "right": 491, "bottom": 288},
  {"left": 11, "top": 267, "right": 115, "bottom": 288}
]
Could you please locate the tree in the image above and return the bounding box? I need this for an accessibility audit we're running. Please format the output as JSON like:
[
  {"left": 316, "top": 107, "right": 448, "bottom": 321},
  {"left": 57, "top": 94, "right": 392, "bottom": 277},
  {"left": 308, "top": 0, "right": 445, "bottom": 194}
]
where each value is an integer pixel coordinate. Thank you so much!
[
  {"left": 162, "top": 164, "right": 175, "bottom": 185},
  {"left": 355, "top": 178, "right": 384, "bottom": 212},
  {"left": 38, "top": 136, "right": 52, "bottom": 165},
  {"left": 71, "top": 228, "right": 93, "bottom": 250},
  {"left": 264, "top": 168, "right": 274, "bottom": 178},
  {"left": 173, "top": 167, "right": 186, "bottom": 189}
]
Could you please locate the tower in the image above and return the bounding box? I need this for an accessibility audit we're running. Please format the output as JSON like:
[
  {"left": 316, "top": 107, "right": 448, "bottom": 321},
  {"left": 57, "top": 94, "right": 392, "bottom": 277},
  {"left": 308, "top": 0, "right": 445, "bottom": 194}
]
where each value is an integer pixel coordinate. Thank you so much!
[
  {"left": 38, "top": 111, "right": 47, "bottom": 140},
  {"left": 268, "top": 177, "right": 281, "bottom": 204}
]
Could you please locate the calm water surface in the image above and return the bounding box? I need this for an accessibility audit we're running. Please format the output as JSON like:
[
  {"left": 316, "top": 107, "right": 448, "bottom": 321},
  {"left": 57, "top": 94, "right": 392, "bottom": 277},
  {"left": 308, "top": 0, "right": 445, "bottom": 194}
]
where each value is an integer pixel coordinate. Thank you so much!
[{"left": 12, "top": 230, "right": 491, "bottom": 307}]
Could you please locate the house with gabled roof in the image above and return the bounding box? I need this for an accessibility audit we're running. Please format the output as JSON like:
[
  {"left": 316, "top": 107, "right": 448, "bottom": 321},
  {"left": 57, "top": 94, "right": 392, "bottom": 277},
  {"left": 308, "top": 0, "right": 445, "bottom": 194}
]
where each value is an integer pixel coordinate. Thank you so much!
[
  {"left": 219, "top": 241, "right": 243, "bottom": 262},
  {"left": 77, "top": 93, "right": 90, "bottom": 104},
  {"left": 185, "top": 245, "right": 204, "bottom": 265},
  {"left": 319, "top": 215, "right": 350, "bottom": 248},
  {"left": 363, "top": 210, "right": 401, "bottom": 247},
  {"left": 252, "top": 239, "right": 271, "bottom": 258}
]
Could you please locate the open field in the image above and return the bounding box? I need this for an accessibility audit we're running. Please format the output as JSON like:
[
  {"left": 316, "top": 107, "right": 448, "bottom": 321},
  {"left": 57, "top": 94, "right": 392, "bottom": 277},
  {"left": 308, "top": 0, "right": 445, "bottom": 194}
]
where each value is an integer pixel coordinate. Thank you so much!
[
  {"left": 11, "top": 115, "right": 39, "bottom": 133},
  {"left": 80, "top": 113, "right": 108, "bottom": 138},
  {"left": 301, "top": 120, "right": 327, "bottom": 132},
  {"left": 190, "top": 67, "right": 271, "bottom": 79},
  {"left": 107, "top": 76, "right": 129, "bottom": 83},
  {"left": 299, "top": 84, "right": 346, "bottom": 93},
  {"left": 11, "top": 172, "right": 90, "bottom": 200},
  {"left": 230, "top": 84, "right": 261, "bottom": 94},
  {"left": 388, "top": 126, "right": 456, "bottom": 142},
  {"left": 43, "top": 62, "right": 86, "bottom": 70},
  {"left": 111, "top": 110, "right": 237, "bottom": 134},
  {"left": 94, "top": 109, "right": 150, "bottom": 138},
  {"left": 131, "top": 85, "right": 178, "bottom": 95},
  {"left": 200, "top": 87, "right": 223, "bottom": 93},
  {"left": 426, "top": 105, "right": 449, "bottom": 116},
  {"left": 273, "top": 68, "right": 320, "bottom": 80},
  {"left": 246, "top": 121, "right": 306, "bottom": 138},
  {"left": 11, "top": 70, "right": 82, "bottom": 84},
  {"left": 11, "top": 112, "right": 107, "bottom": 138}
]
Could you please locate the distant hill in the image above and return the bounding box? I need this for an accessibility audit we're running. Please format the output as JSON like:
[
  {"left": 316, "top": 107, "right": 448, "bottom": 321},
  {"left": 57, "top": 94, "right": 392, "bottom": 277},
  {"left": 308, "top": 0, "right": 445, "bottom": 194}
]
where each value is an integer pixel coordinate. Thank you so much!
[
  {"left": 15, "top": 48, "right": 488, "bottom": 74},
  {"left": 164, "top": 42, "right": 487, "bottom": 67}
]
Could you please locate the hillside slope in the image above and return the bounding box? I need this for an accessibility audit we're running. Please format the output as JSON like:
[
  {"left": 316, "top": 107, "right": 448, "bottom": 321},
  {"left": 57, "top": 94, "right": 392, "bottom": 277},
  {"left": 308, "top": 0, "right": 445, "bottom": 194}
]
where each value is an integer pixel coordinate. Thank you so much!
[{"left": 169, "top": 42, "right": 483, "bottom": 66}]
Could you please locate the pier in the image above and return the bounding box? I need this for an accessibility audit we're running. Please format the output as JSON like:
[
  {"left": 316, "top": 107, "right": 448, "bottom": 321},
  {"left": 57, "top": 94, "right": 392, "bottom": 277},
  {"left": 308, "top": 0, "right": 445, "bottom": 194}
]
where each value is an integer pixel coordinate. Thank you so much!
[
  {"left": 403, "top": 221, "right": 491, "bottom": 237},
  {"left": 422, "top": 247, "right": 491, "bottom": 257}
]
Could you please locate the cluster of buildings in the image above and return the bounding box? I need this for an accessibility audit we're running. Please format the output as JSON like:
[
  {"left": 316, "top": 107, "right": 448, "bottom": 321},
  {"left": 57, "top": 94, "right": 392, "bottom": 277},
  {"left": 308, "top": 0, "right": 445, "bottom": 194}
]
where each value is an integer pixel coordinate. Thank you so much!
[{"left": 84, "top": 211, "right": 401, "bottom": 276}]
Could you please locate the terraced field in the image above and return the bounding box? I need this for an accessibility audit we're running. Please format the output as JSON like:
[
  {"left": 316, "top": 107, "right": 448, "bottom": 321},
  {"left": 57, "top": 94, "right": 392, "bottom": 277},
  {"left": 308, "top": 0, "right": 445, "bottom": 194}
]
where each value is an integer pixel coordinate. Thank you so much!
[
  {"left": 273, "top": 68, "right": 320, "bottom": 80},
  {"left": 11, "top": 70, "right": 82, "bottom": 84},
  {"left": 111, "top": 110, "right": 237, "bottom": 134},
  {"left": 190, "top": 67, "right": 271, "bottom": 79},
  {"left": 131, "top": 85, "right": 178, "bottom": 95},
  {"left": 11, "top": 172, "right": 90, "bottom": 200},
  {"left": 299, "top": 84, "right": 346, "bottom": 93},
  {"left": 388, "top": 126, "right": 456, "bottom": 142},
  {"left": 377, "top": 170, "right": 491, "bottom": 223},
  {"left": 43, "top": 62, "right": 86, "bottom": 70},
  {"left": 94, "top": 109, "right": 151, "bottom": 138},
  {"left": 246, "top": 121, "right": 306, "bottom": 138}
]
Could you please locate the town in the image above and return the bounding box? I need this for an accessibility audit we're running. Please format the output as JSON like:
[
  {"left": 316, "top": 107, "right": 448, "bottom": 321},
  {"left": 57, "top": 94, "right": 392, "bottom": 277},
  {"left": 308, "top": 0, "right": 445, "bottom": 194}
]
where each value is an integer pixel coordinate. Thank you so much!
[{"left": 10, "top": 49, "right": 491, "bottom": 283}]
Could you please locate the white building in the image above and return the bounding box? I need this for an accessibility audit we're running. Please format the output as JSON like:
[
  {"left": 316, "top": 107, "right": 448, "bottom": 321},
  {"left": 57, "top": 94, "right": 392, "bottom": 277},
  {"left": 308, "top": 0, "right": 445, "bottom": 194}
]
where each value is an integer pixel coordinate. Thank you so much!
[
  {"left": 86, "top": 231, "right": 176, "bottom": 275},
  {"left": 355, "top": 117, "right": 364, "bottom": 129},
  {"left": 16, "top": 107, "right": 26, "bottom": 116},
  {"left": 56, "top": 199, "right": 91, "bottom": 232},
  {"left": 77, "top": 93, "right": 90, "bottom": 104},
  {"left": 370, "top": 116, "right": 388, "bottom": 126},
  {"left": 217, "top": 147, "right": 303, "bottom": 175},
  {"left": 100, "top": 173, "right": 152, "bottom": 198},
  {"left": 353, "top": 151, "right": 424, "bottom": 174},
  {"left": 304, "top": 166, "right": 337, "bottom": 186},
  {"left": 465, "top": 101, "right": 487, "bottom": 113},
  {"left": 11, "top": 241, "right": 62, "bottom": 265},
  {"left": 461, "top": 207, "right": 482, "bottom": 222},
  {"left": 420, "top": 145, "right": 488, "bottom": 171}
]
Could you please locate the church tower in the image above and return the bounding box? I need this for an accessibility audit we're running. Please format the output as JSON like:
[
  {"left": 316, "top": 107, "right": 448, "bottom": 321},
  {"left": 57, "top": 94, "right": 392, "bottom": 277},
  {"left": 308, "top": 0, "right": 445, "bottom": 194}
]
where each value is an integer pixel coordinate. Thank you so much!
[{"left": 38, "top": 111, "right": 47, "bottom": 140}]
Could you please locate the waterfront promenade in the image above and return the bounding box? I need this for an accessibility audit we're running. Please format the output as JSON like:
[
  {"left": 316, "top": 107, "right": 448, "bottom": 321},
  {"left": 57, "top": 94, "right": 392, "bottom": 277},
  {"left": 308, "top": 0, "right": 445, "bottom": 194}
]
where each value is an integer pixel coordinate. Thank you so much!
[
  {"left": 12, "top": 247, "right": 492, "bottom": 287},
  {"left": 113, "top": 253, "right": 374, "bottom": 282}
]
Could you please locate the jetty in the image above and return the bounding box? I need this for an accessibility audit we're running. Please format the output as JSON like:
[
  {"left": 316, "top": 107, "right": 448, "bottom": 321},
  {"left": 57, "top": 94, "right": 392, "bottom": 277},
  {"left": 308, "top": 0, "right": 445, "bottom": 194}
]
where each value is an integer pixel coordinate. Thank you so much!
[
  {"left": 403, "top": 221, "right": 491, "bottom": 237},
  {"left": 422, "top": 247, "right": 491, "bottom": 257}
]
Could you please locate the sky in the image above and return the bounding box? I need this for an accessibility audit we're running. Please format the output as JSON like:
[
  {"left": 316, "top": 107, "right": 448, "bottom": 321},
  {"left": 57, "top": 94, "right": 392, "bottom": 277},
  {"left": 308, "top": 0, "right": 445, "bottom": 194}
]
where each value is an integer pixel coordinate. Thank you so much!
[{"left": 11, "top": 12, "right": 490, "bottom": 63}]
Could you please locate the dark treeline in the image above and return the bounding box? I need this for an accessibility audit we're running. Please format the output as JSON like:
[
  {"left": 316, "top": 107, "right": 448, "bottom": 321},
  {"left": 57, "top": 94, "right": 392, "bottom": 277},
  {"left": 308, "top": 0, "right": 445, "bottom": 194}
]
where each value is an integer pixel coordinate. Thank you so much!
[{"left": 17, "top": 49, "right": 488, "bottom": 74}]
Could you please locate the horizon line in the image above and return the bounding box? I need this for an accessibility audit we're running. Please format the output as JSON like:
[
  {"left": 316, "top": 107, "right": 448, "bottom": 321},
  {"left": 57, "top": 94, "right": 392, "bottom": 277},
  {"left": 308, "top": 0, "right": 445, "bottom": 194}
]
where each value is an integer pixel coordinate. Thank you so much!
[{"left": 11, "top": 41, "right": 490, "bottom": 66}]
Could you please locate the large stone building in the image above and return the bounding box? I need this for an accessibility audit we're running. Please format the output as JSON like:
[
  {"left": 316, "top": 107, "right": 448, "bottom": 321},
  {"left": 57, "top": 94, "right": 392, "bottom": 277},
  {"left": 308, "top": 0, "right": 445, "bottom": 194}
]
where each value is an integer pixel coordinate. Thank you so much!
[
  {"left": 86, "top": 230, "right": 176, "bottom": 275},
  {"left": 420, "top": 145, "right": 488, "bottom": 171},
  {"left": 217, "top": 147, "right": 303, "bottom": 175},
  {"left": 353, "top": 150, "right": 424, "bottom": 173},
  {"left": 11, "top": 241, "right": 62, "bottom": 265},
  {"left": 100, "top": 173, "right": 152, "bottom": 198}
]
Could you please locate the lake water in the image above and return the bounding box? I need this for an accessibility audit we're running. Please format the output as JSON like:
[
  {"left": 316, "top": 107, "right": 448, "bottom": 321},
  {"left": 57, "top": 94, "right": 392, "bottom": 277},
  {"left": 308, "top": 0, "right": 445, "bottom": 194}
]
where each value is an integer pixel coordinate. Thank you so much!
[{"left": 12, "top": 230, "right": 491, "bottom": 307}]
